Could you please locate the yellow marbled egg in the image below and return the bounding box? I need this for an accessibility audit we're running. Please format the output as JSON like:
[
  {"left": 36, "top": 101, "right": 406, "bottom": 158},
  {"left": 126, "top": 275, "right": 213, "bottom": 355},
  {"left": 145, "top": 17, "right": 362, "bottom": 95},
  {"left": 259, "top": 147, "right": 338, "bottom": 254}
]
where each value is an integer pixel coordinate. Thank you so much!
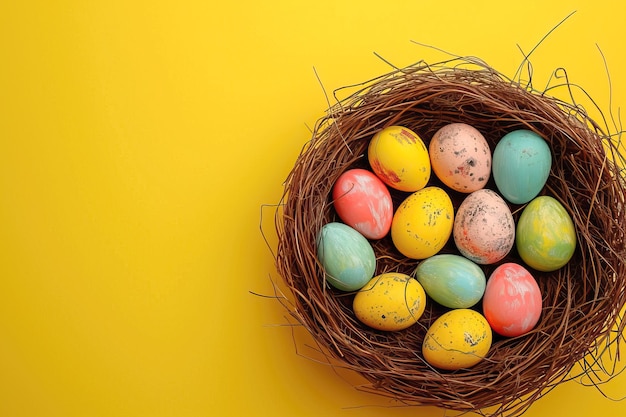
[{"left": 368, "top": 125, "right": 431, "bottom": 192}]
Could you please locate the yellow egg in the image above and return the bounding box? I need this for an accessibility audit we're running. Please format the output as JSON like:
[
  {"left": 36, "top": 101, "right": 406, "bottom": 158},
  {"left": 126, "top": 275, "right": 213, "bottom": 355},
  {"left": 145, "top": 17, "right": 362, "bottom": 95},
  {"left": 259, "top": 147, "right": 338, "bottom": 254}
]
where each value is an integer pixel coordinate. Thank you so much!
[
  {"left": 353, "top": 273, "right": 426, "bottom": 331},
  {"left": 391, "top": 187, "right": 454, "bottom": 259},
  {"left": 368, "top": 125, "right": 431, "bottom": 192},
  {"left": 422, "top": 309, "right": 492, "bottom": 370}
]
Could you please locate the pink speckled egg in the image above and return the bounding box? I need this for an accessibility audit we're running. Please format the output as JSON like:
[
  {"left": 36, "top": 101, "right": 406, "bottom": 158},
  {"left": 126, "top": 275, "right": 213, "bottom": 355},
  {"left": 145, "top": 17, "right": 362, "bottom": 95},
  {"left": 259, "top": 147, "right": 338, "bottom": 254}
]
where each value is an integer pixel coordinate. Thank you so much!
[
  {"left": 453, "top": 189, "right": 515, "bottom": 265},
  {"left": 429, "top": 123, "right": 491, "bottom": 193},
  {"left": 332, "top": 168, "right": 393, "bottom": 239},
  {"left": 483, "top": 263, "right": 542, "bottom": 337}
]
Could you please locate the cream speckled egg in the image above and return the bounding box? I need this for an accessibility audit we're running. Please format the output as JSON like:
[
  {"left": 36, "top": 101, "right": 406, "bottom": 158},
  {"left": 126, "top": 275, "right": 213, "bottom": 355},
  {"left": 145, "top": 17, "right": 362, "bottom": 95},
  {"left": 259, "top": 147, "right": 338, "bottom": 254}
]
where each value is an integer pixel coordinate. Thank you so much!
[
  {"left": 429, "top": 123, "right": 491, "bottom": 193},
  {"left": 453, "top": 189, "right": 515, "bottom": 265}
]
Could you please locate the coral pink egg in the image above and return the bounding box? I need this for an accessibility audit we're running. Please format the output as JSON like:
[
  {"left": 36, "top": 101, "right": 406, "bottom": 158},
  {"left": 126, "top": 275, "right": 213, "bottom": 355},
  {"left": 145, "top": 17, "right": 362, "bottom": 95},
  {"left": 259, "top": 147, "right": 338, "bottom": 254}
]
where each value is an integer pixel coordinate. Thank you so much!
[
  {"left": 482, "top": 263, "right": 542, "bottom": 337},
  {"left": 332, "top": 169, "right": 393, "bottom": 239}
]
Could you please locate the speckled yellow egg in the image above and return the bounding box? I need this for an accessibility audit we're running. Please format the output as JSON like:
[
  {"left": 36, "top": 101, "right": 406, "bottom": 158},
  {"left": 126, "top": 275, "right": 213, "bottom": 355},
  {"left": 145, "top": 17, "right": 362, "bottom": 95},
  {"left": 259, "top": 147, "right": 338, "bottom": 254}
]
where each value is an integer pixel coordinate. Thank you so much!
[
  {"left": 391, "top": 187, "right": 454, "bottom": 259},
  {"left": 422, "top": 309, "right": 492, "bottom": 370},
  {"left": 429, "top": 123, "right": 491, "bottom": 193},
  {"left": 368, "top": 125, "right": 431, "bottom": 192},
  {"left": 353, "top": 273, "right": 426, "bottom": 331}
]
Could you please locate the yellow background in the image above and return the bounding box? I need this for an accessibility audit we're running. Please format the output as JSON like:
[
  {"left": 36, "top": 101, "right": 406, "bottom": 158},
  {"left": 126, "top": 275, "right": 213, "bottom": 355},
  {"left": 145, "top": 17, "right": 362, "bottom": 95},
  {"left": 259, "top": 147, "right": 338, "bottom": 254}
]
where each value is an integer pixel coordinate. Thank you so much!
[{"left": 0, "top": 1, "right": 624, "bottom": 416}]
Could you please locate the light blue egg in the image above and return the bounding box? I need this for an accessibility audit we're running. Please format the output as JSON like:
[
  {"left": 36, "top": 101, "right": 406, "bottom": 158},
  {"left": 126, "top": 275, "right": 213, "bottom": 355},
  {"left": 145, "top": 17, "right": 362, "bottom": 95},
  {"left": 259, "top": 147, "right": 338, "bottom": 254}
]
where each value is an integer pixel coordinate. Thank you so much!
[
  {"left": 316, "top": 222, "right": 376, "bottom": 291},
  {"left": 492, "top": 129, "right": 552, "bottom": 204},
  {"left": 415, "top": 254, "right": 486, "bottom": 308}
]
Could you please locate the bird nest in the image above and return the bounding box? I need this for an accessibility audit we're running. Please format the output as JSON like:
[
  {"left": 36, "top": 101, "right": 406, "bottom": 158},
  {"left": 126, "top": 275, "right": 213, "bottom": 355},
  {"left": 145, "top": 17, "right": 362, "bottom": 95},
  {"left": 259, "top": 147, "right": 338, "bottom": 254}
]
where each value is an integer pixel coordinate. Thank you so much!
[{"left": 272, "top": 56, "right": 626, "bottom": 416}]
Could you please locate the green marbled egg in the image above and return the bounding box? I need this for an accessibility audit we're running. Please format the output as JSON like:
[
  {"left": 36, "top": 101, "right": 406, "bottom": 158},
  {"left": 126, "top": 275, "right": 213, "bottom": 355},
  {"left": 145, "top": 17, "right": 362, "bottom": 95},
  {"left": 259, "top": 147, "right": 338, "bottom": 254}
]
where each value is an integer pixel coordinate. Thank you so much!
[{"left": 516, "top": 196, "right": 577, "bottom": 272}]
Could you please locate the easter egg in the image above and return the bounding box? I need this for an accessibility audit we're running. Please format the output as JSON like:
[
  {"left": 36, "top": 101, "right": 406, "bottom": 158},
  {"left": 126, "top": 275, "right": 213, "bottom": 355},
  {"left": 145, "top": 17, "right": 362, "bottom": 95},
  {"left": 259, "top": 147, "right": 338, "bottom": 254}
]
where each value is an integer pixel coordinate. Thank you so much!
[
  {"left": 415, "top": 254, "right": 486, "bottom": 309},
  {"left": 332, "top": 168, "right": 393, "bottom": 239},
  {"left": 368, "top": 125, "right": 431, "bottom": 192},
  {"left": 422, "top": 309, "right": 492, "bottom": 370},
  {"left": 492, "top": 129, "right": 552, "bottom": 204},
  {"left": 353, "top": 273, "right": 427, "bottom": 331},
  {"left": 391, "top": 186, "right": 454, "bottom": 259},
  {"left": 453, "top": 189, "right": 515, "bottom": 265},
  {"left": 482, "top": 263, "right": 542, "bottom": 337},
  {"left": 316, "top": 222, "right": 376, "bottom": 291},
  {"left": 516, "top": 196, "right": 576, "bottom": 272},
  {"left": 429, "top": 123, "right": 491, "bottom": 193}
]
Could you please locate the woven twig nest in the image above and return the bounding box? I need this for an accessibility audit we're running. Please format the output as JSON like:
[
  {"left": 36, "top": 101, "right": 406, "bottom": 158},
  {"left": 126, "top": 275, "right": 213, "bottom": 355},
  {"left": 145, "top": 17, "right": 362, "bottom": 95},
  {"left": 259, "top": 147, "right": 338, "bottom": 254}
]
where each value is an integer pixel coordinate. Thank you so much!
[{"left": 274, "top": 57, "right": 626, "bottom": 416}]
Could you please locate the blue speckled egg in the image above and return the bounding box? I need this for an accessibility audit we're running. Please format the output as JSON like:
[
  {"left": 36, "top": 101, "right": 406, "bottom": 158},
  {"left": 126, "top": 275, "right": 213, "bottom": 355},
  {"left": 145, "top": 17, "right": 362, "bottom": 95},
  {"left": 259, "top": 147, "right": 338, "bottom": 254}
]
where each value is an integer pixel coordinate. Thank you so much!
[
  {"left": 316, "top": 222, "right": 376, "bottom": 291},
  {"left": 415, "top": 254, "right": 486, "bottom": 308},
  {"left": 492, "top": 129, "right": 552, "bottom": 204}
]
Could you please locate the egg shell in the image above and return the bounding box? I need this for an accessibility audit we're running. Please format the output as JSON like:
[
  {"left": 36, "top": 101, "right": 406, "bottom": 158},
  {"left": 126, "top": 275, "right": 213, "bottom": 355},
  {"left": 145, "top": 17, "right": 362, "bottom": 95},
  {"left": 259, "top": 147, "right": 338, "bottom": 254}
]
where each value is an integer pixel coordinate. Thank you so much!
[
  {"left": 516, "top": 196, "right": 577, "bottom": 272},
  {"left": 422, "top": 309, "right": 492, "bottom": 370},
  {"left": 368, "top": 125, "right": 431, "bottom": 192},
  {"left": 453, "top": 189, "right": 515, "bottom": 265},
  {"left": 429, "top": 123, "right": 491, "bottom": 193},
  {"left": 482, "top": 263, "right": 542, "bottom": 337},
  {"left": 353, "top": 273, "right": 427, "bottom": 331},
  {"left": 332, "top": 168, "right": 393, "bottom": 240},
  {"left": 492, "top": 129, "right": 552, "bottom": 204},
  {"left": 391, "top": 186, "right": 454, "bottom": 259},
  {"left": 316, "top": 222, "right": 376, "bottom": 291},
  {"left": 415, "top": 254, "right": 486, "bottom": 309}
]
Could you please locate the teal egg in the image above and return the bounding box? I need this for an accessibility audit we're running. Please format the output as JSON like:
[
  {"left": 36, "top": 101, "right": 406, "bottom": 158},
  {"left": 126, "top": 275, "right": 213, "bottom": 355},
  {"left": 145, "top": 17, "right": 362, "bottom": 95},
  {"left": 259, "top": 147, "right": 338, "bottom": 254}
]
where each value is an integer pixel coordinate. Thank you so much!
[
  {"left": 492, "top": 129, "right": 552, "bottom": 204},
  {"left": 316, "top": 222, "right": 376, "bottom": 291},
  {"left": 415, "top": 254, "right": 486, "bottom": 308}
]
